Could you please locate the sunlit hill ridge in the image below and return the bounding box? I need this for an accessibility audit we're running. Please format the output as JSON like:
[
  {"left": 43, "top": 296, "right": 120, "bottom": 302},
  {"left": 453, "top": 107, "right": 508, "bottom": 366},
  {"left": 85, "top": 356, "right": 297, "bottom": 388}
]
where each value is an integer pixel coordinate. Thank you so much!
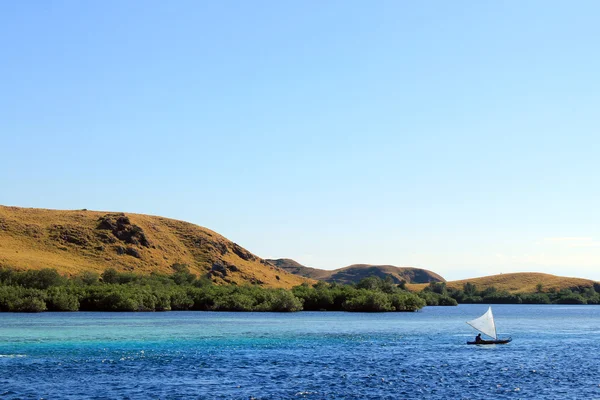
[
  {"left": 407, "top": 272, "right": 598, "bottom": 294},
  {"left": 0, "top": 205, "right": 309, "bottom": 289},
  {"left": 267, "top": 258, "right": 445, "bottom": 285},
  {"left": 1, "top": 205, "right": 598, "bottom": 293}
]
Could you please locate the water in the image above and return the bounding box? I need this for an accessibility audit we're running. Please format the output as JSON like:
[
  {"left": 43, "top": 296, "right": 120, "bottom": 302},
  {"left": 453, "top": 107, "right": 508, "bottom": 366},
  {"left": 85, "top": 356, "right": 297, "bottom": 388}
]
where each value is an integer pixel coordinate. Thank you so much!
[{"left": 1, "top": 304, "right": 599, "bottom": 399}]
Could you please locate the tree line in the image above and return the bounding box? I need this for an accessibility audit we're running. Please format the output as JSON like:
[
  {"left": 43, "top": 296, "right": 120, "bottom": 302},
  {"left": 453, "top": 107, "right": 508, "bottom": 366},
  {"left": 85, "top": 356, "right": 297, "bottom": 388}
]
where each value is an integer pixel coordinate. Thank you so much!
[
  {"left": 4, "top": 266, "right": 593, "bottom": 313},
  {"left": 424, "top": 281, "right": 600, "bottom": 305},
  {"left": 0, "top": 266, "right": 437, "bottom": 313}
]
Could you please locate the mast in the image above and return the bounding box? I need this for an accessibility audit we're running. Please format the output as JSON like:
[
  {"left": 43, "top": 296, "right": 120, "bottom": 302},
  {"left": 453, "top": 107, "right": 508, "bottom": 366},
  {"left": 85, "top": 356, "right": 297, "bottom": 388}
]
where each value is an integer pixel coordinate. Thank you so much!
[{"left": 493, "top": 307, "right": 497, "bottom": 339}]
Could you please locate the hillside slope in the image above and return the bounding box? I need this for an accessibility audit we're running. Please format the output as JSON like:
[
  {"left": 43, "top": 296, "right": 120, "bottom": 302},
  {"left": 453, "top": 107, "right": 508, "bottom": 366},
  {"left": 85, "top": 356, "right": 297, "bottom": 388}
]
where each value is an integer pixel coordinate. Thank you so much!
[
  {"left": 267, "top": 258, "right": 332, "bottom": 280},
  {"left": 407, "top": 272, "right": 598, "bottom": 293},
  {"left": 0, "top": 206, "right": 309, "bottom": 289},
  {"left": 268, "top": 259, "right": 445, "bottom": 284}
]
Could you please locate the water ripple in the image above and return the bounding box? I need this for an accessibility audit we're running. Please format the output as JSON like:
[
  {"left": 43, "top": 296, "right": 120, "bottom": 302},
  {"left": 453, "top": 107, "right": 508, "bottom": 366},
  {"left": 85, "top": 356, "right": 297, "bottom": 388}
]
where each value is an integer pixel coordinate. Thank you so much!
[{"left": 1, "top": 306, "right": 600, "bottom": 399}]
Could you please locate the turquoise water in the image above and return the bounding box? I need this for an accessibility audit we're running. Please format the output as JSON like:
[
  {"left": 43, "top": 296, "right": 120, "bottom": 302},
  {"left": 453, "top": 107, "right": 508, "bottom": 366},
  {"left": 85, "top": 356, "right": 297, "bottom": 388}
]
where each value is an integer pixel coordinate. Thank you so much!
[{"left": 1, "top": 304, "right": 599, "bottom": 399}]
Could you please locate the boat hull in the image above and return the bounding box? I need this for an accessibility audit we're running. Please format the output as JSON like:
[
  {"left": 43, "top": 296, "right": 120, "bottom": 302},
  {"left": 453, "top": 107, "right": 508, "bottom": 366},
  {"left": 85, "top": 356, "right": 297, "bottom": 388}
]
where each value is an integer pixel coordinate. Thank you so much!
[{"left": 467, "top": 338, "right": 512, "bottom": 345}]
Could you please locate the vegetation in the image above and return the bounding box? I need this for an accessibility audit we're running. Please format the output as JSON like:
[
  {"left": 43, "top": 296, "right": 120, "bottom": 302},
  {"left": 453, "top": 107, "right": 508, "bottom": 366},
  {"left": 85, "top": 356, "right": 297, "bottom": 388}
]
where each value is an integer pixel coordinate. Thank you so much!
[
  {"left": 0, "top": 267, "right": 429, "bottom": 313},
  {"left": 290, "top": 276, "right": 428, "bottom": 312},
  {"left": 0, "top": 205, "right": 309, "bottom": 289},
  {"left": 422, "top": 282, "right": 600, "bottom": 305},
  {"left": 4, "top": 266, "right": 594, "bottom": 312},
  {"left": 408, "top": 272, "right": 598, "bottom": 294}
]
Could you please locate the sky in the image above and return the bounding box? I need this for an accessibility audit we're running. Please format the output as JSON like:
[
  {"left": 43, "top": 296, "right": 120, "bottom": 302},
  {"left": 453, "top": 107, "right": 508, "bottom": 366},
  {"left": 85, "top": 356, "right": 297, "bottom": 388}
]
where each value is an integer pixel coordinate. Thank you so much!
[{"left": 1, "top": 1, "right": 599, "bottom": 281}]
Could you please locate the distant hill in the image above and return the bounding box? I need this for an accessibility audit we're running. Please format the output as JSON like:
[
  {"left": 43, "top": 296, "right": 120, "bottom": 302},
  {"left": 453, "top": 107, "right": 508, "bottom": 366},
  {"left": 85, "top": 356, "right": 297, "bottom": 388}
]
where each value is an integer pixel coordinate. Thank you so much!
[
  {"left": 5, "top": 206, "right": 593, "bottom": 294},
  {"left": 407, "top": 272, "right": 598, "bottom": 293},
  {"left": 0, "top": 206, "right": 310, "bottom": 289},
  {"left": 267, "top": 258, "right": 331, "bottom": 280},
  {"left": 267, "top": 259, "right": 446, "bottom": 284}
]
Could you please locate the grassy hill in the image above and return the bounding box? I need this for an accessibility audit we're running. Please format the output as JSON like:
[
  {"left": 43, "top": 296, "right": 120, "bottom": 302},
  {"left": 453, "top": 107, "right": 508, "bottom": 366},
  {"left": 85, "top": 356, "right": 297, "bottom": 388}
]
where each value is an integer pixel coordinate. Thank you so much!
[
  {"left": 0, "top": 206, "right": 310, "bottom": 289},
  {"left": 267, "top": 258, "right": 332, "bottom": 280},
  {"left": 407, "top": 272, "right": 598, "bottom": 293},
  {"left": 4, "top": 206, "right": 594, "bottom": 294},
  {"left": 268, "top": 259, "right": 445, "bottom": 284}
]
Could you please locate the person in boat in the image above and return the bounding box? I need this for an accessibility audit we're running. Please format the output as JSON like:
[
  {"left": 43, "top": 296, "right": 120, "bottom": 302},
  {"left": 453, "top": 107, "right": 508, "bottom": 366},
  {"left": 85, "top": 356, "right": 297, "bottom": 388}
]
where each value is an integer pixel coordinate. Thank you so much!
[{"left": 475, "top": 333, "right": 483, "bottom": 343}]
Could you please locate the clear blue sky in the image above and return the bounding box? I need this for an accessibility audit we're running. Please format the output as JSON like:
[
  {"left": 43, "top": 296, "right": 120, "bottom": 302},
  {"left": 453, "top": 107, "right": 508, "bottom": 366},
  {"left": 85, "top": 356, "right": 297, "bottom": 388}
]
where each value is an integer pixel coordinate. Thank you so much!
[{"left": 1, "top": 1, "right": 599, "bottom": 280}]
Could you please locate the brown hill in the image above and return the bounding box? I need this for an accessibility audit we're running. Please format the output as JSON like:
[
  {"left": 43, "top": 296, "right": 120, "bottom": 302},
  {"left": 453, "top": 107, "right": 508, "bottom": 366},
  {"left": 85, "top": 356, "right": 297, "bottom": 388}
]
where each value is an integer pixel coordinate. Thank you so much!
[
  {"left": 267, "top": 258, "right": 331, "bottom": 280},
  {"left": 267, "top": 259, "right": 446, "bottom": 284},
  {"left": 407, "top": 272, "right": 598, "bottom": 293},
  {"left": 0, "top": 206, "right": 310, "bottom": 289}
]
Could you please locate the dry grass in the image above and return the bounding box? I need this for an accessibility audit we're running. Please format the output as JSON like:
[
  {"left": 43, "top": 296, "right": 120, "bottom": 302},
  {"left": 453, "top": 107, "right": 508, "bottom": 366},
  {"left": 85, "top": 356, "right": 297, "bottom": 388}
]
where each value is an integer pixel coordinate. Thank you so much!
[
  {"left": 407, "top": 272, "right": 598, "bottom": 293},
  {"left": 0, "top": 205, "right": 311, "bottom": 289}
]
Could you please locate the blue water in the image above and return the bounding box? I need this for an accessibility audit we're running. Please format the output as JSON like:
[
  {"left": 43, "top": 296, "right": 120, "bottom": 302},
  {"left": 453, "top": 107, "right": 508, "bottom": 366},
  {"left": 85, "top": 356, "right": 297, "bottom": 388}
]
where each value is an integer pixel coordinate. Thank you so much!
[{"left": 1, "top": 305, "right": 599, "bottom": 399}]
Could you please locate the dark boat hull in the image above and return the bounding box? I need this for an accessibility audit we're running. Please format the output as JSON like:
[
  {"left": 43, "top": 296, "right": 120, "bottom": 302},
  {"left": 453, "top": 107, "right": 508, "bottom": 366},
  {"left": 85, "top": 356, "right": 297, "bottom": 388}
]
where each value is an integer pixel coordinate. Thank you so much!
[{"left": 467, "top": 338, "right": 512, "bottom": 345}]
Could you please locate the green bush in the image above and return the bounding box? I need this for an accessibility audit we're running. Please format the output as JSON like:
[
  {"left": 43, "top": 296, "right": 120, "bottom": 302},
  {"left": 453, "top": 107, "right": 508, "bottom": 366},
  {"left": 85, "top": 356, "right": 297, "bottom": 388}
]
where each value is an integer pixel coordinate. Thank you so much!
[
  {"left": 101, "top": 268, "right": 119, "bottom": 284},
  {"left": 437, "top": 295, "right": 458, "bottom": 306},
  {"left": 555, "top": 293, "right": 587, "bottom": 304},
  {"left": 153, "top": 291, "right": 172, "bottom": 311},
  {"left": 482, "top": 291, "right": 522, "bottom": 304},
  {"left": 520, "top": 293, "right": 551, "bottom": 304},
  {"left": 262, "top": 289, "right": 303, "bottom": 312},
  {"left": 170, "top": 263, "right": 196, "bottom": 285},
  {"left": 78, "top": 271, "right": 100, "bottom": 285},
  {"left": 0, "top": 267, "right": 433, "bottom": 313},
  {"left": 343, "top": 291, "right": 394, "bottom": 312},
  {"left": 101, "top": 291, "right": 140, "bottom": 311},
  {"left": 0, "top": 287, "right": 48, "bottom": 312},
  {"left": 170, "top": 289, "right": 194, "bottom": 310},
  {"left": 0, "top": 268, "right": 65, "bottom": 290},
  {"left": 0, "top": 286, "right": 20, "bottom": 311},
  {"left": 391, "top": 292, "right": 427, "bottom": 311},
  {"left": 213, "top": 292, "right": 255, "bottom": 311},
  {"left": 12, "top": 296, "right": 47, "bottom": 312},
  {"left": 292, "top": 283, "right": 335, "bottom": 310},
  {"left": 46, "top": 287, "right": 79, "bottom": 311},
  {"left": 418, "top": 291, "right": 440, "bottom": 306}
]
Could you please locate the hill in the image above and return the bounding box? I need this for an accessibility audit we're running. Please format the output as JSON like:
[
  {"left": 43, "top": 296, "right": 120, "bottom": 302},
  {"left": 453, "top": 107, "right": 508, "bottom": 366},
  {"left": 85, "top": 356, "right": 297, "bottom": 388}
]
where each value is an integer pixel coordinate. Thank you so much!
[
  {"left": 267, "top": 258, "right": 331, "bottom": 280},
  {"left": 267, "top": 259, "right": 445, "bottom": 284},
  {"left": 0, "top": 206, "right": 310, "bottom": 289},
  {"left": 407, "top": 272, "right": 598, "bottom": 293}
]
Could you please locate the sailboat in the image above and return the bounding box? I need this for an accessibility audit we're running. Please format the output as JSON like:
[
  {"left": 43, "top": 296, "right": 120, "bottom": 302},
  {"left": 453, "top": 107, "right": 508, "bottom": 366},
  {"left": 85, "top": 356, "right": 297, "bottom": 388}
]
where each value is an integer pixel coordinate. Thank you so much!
[{"left": 466, "top": 306, "right": 512, "bottom": 345}]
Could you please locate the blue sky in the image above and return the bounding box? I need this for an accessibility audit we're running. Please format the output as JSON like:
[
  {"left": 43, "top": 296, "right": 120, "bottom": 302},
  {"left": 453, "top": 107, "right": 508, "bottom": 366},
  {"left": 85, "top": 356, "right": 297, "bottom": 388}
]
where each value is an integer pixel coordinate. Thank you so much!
[{"left": 1, "top": 1, "right": 599, "bottom": 280}]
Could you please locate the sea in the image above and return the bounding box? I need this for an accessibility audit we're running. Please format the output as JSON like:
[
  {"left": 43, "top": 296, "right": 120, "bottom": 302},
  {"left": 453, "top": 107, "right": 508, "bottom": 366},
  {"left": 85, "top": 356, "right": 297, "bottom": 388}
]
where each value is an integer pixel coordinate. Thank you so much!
[{"left": 1, "top": 304, "right": 599, "bottom": 399}]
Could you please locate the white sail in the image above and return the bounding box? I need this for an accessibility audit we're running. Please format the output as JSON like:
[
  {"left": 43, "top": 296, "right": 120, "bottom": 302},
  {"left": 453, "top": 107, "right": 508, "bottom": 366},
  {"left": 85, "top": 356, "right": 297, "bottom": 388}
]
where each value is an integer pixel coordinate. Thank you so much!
[{"left": 466, "top": 306, "right": 497, "bottom": 339}]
